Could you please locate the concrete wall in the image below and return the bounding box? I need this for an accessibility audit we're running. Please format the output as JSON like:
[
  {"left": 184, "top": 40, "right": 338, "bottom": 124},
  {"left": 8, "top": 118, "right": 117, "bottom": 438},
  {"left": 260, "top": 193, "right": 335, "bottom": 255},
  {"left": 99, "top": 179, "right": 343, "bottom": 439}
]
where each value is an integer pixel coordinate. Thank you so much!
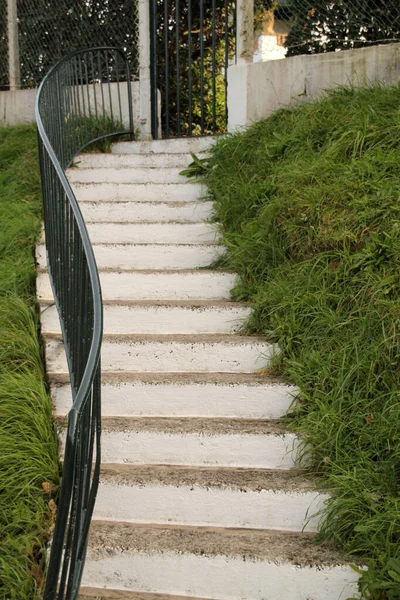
[
  {"left": 228, "top": 42, "right": 400, "bottom": 131},
  {"left": 0, "top": 82, "right": 145, "bottom": 134}
]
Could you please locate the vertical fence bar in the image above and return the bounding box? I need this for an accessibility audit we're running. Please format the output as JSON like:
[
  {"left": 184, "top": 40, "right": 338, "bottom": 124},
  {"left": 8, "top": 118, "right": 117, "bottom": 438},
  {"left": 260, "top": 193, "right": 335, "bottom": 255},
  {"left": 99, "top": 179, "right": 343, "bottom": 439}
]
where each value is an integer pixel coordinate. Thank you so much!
[
  {"left": 175, "top": 0, "right": 181, "bottom": 137},
  {"left": 164, "top": 0, "right": 170, "bottom": 138},
  {"left": 7, "top": 0, "right": 20, "bottom": 90},
  {"left": 199, "top": 0, "right": 205, "bottom": 135},
  {"left": 211, "top": 0, "right": 217, "bottom": 134},
  {"left": 187, "top": 0, "right": 193, "bottom": 136},
  {"left": 224, "top": 0, "right": 229, "bottom": 127}
]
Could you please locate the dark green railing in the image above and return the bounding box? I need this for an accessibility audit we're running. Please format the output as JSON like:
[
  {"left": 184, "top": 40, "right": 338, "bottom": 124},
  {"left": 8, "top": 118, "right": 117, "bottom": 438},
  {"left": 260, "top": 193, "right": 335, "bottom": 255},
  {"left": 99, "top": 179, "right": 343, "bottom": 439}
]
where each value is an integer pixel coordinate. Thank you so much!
[{"left": 35, "top": 47, "right": 134, "bottom": 600}]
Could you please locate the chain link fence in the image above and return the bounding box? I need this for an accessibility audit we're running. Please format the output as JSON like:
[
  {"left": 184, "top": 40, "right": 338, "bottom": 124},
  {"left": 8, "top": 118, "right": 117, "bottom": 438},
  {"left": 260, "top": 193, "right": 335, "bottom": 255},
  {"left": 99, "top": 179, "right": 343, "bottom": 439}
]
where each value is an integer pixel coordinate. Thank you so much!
[
  {"left": 254, "top": 0, "right": 400, "bottom": 61},
  {"left": 0, "top": 0, "right": 139, "bottom": 90}
]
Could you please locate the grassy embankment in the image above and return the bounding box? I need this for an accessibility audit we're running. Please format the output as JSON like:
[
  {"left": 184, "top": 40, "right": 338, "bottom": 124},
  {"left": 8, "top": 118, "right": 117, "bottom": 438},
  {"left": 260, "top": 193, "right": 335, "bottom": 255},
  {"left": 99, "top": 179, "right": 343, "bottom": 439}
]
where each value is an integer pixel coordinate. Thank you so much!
[
  {"left": 186, "top": 86, "right": 400, "bottom": 598},
  {"left": 0, "top": 125, "right": 59, "bottom": 600}
]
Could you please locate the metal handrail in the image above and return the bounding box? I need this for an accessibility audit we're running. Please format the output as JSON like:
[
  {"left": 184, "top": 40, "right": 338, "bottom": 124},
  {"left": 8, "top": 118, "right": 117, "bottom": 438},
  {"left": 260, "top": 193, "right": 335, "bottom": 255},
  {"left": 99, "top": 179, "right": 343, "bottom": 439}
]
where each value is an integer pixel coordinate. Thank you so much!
[{"left": 35, "top": 47, "right": 134, "bottom": 600}]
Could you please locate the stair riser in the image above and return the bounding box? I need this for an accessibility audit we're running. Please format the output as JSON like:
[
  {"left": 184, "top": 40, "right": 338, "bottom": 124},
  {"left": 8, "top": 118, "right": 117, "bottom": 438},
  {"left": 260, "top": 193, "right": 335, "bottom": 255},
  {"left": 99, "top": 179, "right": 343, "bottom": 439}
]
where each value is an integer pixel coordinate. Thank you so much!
[
  {"left": 93, "top": 483, "right": 327, "bottom": 532},
  {"left": 72, "top": 183, "right": 204, "bottom": 202},
  {"left": 60, "top": 429, "right": 299, "bottom": 469},
  {"left": 52, "top": 382, "right": 296, "bottom": 419},
  {"left": 112, "top": 138, "right": 213, "bottom": 154},
  {"left": 85, "top": 223, "right": 220, "bottom": 244},
  {"left": 45, "top": 339, "right": 273, "bottom": 374},
  {"left": 82, "top": 552, "right": 359, "bottom": 600},
  {"left": 79, "top": 201, "right": 212, "bottom": 223},
  {"left": 37, "top": 243, "right": 223, "bottom": 271},
  {"left": 41, "top": 304, "right": 250, "bottom": 335},
  {"left": 68, "top": 167, "right": 187, "bottom": 184},
  {"left": 75, "top": 153, "right": 194, "bottom": 169},
  {"left": 37, "top": 272, "right": 236, "bottom": 302}
]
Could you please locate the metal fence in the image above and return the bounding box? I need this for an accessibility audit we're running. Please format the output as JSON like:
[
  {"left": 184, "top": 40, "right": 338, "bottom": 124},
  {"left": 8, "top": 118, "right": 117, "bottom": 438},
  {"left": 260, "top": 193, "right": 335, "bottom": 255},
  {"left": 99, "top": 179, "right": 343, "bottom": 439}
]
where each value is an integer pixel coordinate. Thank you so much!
[
  {"left": 1, "top": 0, "right": 139, "bottom": 90},
  {"left": 254, "top": 0, "right": 400, "bottom": 60}
]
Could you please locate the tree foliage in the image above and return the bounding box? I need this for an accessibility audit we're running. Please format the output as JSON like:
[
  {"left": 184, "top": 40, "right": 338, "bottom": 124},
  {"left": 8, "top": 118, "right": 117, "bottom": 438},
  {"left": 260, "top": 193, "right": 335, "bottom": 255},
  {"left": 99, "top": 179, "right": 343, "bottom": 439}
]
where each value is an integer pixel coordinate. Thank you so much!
[{"left": 285, "top": 0, "right": 400, "bottom": 56}]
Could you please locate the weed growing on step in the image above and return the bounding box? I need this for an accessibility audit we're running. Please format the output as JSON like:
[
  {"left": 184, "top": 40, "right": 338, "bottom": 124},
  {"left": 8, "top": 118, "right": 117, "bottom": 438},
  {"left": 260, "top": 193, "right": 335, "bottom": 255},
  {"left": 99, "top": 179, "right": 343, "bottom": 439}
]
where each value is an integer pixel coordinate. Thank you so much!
[
  {"left": 188, "top": 85, "right": 400, "bottom": 598},
  {"left": 0, "top": 125, "right": 59, "bottom": 599}
]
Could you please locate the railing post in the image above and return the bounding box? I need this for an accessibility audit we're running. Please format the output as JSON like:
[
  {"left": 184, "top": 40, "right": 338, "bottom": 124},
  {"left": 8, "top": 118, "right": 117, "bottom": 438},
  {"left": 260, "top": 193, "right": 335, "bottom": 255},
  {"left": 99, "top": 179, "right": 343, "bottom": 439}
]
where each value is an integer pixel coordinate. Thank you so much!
[
  {"left": 236, "top": 0, "right": 254, "bottom": 64},
  {"left": 7, "top": 0, "right": 21, "bottom": 90},
  {"left": 138, "top": 0, "right": 153, "bottom": 140}
]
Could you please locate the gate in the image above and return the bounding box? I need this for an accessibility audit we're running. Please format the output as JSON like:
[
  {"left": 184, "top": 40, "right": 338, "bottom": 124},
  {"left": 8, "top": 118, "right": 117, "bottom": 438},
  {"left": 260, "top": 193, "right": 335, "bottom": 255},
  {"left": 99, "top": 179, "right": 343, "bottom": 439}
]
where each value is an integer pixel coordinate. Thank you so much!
[{"left": 149, "top": 0, "right": 236, "bottom": 139}]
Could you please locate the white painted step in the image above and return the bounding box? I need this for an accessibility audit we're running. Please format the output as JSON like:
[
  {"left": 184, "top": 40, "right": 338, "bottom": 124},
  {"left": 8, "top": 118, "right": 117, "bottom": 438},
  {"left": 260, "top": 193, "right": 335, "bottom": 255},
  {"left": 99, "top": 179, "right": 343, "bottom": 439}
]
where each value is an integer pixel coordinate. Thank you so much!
[
  {"left": 37, "top": 271, "right": 236, "bottom": 302},
  {"left": 93, "top": 465, "right": 327, "bottom": 532},
  {"left": 59, "top": 417, "right": 299, "bottom": 469},
  {"left": 68, "top": 167, "right": 187, "bottom": 184},
  {"left": 79, "top": 201, "right": 212, "bottom": 224},
  {"left": 72, "top": 182, "right": 204, "bottom": 202},
  {"left": 51, "top": 373, "right": 296, "bottom": 419},
  {"left": 85, "top": 222, "right": 219, "bottom": 244},
  {"left": 45, "top": 335, "right": 273, "bottom": 374},
  {"left": 41, "top": 301, "right": 251, "bottom": 335},
  {"left": 37, "top": 243, "right": 223, "bottom": 271},
  {"left": 74, "top": 152, "right": 195, "bottom": 169},
  {"left": 112, "top": 137, "right": 214, "bottom": 154},
  {"left": 82, "top": 523, "right": 360, "bottom": 600}
]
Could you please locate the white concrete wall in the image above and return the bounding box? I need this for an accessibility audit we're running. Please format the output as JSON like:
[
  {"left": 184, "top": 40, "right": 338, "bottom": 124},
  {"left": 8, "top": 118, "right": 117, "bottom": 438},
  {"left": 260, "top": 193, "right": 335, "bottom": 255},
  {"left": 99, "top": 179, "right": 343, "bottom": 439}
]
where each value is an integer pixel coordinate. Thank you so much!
[
  {"left": 228, "top": 42, "right": 400, "bottom": 131},
  {"left": 0, "top": 82, "right": 144, "bottom": 133},
  {"left": 0, "top": 88, "right": 36, "bottom": 126}
]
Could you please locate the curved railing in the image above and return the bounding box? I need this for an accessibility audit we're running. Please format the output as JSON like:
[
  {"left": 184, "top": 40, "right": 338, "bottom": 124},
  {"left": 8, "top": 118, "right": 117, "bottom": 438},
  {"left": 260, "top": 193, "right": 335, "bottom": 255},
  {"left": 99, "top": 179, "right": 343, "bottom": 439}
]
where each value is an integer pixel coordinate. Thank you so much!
[{"left": 35, "top": 47, "right": 134, "bottom": 599}]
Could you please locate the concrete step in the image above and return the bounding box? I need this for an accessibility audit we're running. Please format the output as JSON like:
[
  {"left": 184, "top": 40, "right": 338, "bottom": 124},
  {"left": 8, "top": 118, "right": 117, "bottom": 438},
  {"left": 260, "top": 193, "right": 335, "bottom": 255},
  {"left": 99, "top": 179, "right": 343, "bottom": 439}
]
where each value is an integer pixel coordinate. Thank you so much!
[
  {"left": 59, "top": 417, "right": 300, "bottom": 469},
  {"left": 71, "top": 182, "right": 205, "bottom": 203},
  {"left": 50, "top": 372, "right": 296, "bottom": 419},
  {"left": 37, "top": 243, "right": 224, "bottom": 271},
  {"left": 68, "top": 167, "right": 188, "bottom": 184},
  {"left": 85, "top": 222, "right": 219, "bottom": 244},
  {"left": 80, "top": 591, "right": 218, "bottom": 600},
  {"left": 111, "top": 137, "right": 214, "bottom": 155},
  {"left": 82, "top": 522, "right": 360, "bottom": 599},
  {"left": 74, "top": 152, "right": 195, "bottom": 169},
  {"left": 45, "top": 334, "right": 273, "bottom": 374},
  {"left": 93, "top": 464, "right": 328, "bottom": 532},
  {"left": 37, "top": 271, "right": 236, "bottom": 302},
  {"left": 40, "top": 300, "right": 251, "bottom": 335},
  {"left": 78, "top": 201, "right": 213, "bottom": 224}
]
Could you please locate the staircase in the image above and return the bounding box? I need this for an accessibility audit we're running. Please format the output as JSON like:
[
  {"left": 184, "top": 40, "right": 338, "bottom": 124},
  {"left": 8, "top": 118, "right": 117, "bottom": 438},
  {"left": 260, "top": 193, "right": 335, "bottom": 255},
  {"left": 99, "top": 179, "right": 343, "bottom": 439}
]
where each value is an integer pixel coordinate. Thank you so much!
[{"left": 38, "top": 137, "right": 360, "bottom": 600}]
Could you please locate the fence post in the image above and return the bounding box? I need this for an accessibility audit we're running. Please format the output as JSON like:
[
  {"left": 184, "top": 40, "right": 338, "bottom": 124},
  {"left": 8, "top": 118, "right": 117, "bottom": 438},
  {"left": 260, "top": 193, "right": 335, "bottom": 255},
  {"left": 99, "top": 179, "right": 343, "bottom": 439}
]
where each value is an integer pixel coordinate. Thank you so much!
[
  {"left": 7, "top": 0, "right": 21, "bottom": 90},
  {"left": 138, "top": 0, "right": 152, "bottom": 139},
  {"left": 236, "top": 0, "right": 254, "bottom": 64}
]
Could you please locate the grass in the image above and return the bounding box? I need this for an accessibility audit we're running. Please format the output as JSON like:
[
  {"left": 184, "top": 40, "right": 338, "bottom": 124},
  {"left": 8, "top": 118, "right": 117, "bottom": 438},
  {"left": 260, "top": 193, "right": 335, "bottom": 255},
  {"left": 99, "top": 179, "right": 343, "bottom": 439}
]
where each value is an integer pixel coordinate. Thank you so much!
[
  {"left": 0, "top": 124, "right": 59, "bottom": 600},
  {"left": 185, "top": 85, "right": 400, "bottom": 599}
]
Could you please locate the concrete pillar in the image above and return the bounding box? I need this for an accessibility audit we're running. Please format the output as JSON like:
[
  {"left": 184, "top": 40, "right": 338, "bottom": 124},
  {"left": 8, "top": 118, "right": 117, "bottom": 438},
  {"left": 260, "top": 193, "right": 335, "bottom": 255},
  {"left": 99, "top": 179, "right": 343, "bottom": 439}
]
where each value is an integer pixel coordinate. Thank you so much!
[
  {"left": 236, "top": 0, "right": 254, "bottom": 64},
  {"left": 138, "top": 0, "right": 152, "bottom": 139},
  {"left": 7, "top": 0, "right": 21, "bottom": 91}
]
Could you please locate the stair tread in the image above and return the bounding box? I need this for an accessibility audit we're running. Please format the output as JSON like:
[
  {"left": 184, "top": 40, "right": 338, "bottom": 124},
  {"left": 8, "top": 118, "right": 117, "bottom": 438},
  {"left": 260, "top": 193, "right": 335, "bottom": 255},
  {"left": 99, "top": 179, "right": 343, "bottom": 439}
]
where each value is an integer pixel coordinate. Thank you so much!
[
  {"left": 80, "top": 416, "right": 293, "bottom": 436},
  {"left": 45, "top": 333, "right": 268, "bottom": 344},
  {"left": 87, "top": 521, "right": 356, "bottom": 566},
  {"left": 80, "top": 590, "right": 215, "bottom": 600},
  {"left": 49, "top": 371, "right": 291, "bottom": 386},
  {"left": 40, "top": 299, "right": 249, "bottom": 309},
  {"left": 99, "top": 464, "right": 318, "bottom": 493}
]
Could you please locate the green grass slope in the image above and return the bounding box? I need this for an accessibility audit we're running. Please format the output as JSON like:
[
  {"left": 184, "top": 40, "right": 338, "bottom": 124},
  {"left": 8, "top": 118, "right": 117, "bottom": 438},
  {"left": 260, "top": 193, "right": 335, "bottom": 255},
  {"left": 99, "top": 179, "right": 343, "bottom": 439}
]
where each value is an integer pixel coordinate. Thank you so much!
[
  {"left": 0, "top": 125, "right": 59, "bottom": 600},
  {"left": 190, "top": 85, "right": 400, "bottom": 598}
]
